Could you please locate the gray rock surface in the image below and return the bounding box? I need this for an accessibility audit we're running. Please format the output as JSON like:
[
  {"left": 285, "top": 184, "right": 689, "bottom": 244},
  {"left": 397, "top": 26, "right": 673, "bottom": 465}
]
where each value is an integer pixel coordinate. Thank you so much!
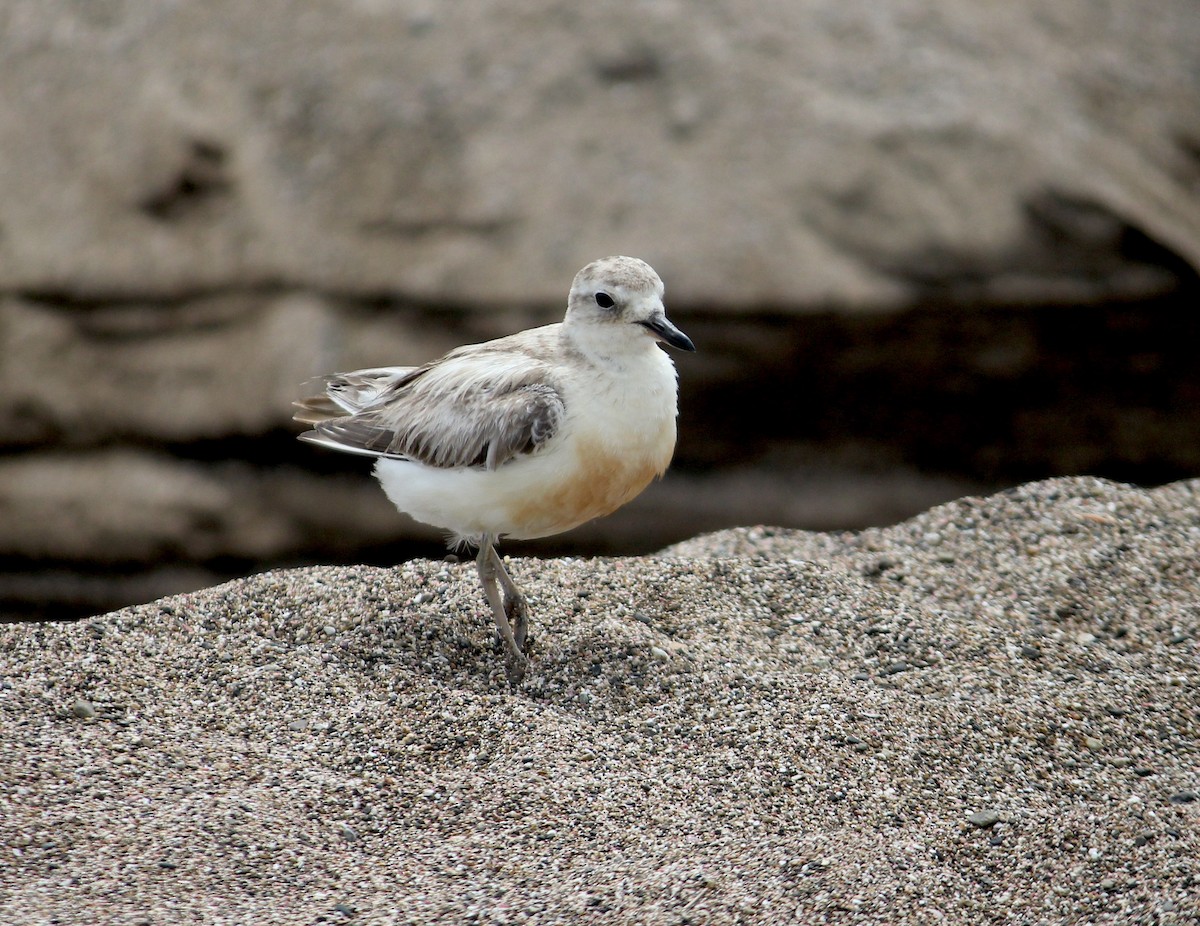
[
  {"left": 1, "top": 477, "right": 1197, "bottom": 923},
  {"left": 2, "top": 0, "right": 1198, "bottom": 616},
  {"left": 3, "top": 0, "right": 1197, "bottom": 302}
]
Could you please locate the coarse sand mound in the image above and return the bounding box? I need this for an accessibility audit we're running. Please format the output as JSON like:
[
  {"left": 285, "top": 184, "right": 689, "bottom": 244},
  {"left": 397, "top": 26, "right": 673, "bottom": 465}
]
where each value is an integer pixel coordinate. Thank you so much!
[{"left": 1, "top": 476, "right": 1197, "bottom": 924}]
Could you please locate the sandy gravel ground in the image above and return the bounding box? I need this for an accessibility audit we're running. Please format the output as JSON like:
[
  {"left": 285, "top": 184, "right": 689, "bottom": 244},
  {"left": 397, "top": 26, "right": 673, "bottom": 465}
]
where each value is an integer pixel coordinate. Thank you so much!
[{"left": 1, "top": 476, "right": 1197, "bottom": 925}]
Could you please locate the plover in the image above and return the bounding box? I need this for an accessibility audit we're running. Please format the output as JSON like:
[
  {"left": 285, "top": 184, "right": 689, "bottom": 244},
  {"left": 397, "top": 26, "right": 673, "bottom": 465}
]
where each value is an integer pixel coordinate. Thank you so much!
[{"left": 294, "top": 256, "right": 694, "bottom": 684}]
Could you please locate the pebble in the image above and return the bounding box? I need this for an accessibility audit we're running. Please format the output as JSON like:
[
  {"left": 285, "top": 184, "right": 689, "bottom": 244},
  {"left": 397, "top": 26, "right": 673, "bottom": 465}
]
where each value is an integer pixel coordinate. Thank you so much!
[
  {"left": 967, "top": 810, "right": 1002, "bottom": 829},
  {"left": 72, "top": 698, "right": 96, "bottom": 719}
]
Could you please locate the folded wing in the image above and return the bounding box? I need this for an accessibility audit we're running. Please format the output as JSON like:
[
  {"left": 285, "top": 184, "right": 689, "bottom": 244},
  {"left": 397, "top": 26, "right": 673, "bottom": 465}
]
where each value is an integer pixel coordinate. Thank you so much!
[{"left": 293, "top": 353, "right": 565, "bottom": 470}]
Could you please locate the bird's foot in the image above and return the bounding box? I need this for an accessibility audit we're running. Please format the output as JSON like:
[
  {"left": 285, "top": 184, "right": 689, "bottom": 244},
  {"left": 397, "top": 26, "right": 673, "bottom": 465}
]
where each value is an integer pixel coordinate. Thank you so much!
[
  {"left": 505, "top": 591, "right": 531, "bottom": 653},
  {"left": 502, "top": 649, "right": 529, "bottom": 687},
  {"left": 489, "top": 629, "right": 528, "bottom": 687}
]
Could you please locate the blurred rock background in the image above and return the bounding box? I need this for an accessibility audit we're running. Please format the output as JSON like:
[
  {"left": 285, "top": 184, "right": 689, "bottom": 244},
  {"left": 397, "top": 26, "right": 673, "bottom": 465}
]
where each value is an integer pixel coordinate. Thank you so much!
[{"left": 1, "top": 0, "right": 1198, "bottom": 620}]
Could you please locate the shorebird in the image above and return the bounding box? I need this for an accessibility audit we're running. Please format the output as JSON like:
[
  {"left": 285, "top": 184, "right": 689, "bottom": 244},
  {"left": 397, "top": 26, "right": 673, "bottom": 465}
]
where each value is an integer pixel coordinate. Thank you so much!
[{"left": 294, "top": 256, "right": 694, "bottom": 684}]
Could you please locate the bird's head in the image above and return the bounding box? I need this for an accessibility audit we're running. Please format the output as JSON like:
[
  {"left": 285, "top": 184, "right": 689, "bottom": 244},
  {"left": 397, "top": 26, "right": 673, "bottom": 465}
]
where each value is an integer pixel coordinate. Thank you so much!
[{"left": 564, "top": 256, "right": 695, "bottom": 355}]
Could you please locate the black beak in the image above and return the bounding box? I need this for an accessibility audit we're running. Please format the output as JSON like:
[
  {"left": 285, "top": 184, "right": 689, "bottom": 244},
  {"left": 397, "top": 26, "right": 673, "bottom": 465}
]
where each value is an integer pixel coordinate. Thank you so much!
[{"left": 640, "top": 316, "right": 696, "bottom": 352}]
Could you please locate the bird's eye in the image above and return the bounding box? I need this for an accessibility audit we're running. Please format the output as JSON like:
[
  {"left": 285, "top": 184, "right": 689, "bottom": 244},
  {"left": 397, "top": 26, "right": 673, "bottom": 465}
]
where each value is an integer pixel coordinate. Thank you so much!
[{"left": 594, "top": 292, "right": 615, "bottom": 309}]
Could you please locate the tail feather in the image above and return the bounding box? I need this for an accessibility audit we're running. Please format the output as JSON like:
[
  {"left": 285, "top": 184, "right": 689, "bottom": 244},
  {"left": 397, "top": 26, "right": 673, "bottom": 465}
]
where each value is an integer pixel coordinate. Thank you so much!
[
  {"left": 292, "top": 395, "right": 344, "bottom": 425},
  {"left": 293, "top": 365, "right": 426, "bottom": 457},
  {"left": 293, "top": 366, "right": 422, "bottom": 424},
  {"left": 324, "top": 367, "right": 423, "bottom": 413}
]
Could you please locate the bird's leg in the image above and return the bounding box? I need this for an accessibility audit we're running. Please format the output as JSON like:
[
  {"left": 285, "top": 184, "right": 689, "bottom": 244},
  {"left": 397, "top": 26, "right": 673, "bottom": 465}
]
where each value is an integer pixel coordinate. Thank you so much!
[
  {"left": 476, "top": 536, "right": 528, "bottom": 685},
  {"left": 487, "top": 544, "right": 530, "bottom": 651}
]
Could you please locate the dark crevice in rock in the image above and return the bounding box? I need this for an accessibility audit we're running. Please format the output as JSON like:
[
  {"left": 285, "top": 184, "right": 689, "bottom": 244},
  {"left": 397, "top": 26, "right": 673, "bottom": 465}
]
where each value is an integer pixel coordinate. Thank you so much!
[
  {"left": 675, "top": 289, "right": 1200, "bottom": 484},
  {"left": 41, "top": 281, "right": 1198, "bottom": 489}
]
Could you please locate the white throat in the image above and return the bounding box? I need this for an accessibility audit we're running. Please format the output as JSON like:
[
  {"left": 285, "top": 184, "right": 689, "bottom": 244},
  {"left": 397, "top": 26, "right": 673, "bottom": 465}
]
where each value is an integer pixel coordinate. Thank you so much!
[{"left": 564, "top": 321, "right": 657, "bottom": 370}]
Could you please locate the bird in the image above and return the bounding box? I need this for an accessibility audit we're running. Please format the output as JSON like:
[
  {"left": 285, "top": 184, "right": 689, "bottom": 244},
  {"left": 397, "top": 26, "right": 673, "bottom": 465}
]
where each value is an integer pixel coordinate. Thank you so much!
[{"left": 294, "top": 256, "right": 694, "bottom": 685}]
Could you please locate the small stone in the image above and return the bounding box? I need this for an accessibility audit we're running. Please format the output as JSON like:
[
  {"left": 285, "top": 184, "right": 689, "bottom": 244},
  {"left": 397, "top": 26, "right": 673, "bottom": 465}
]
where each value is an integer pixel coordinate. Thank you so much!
[
  {"left": 1020, "top": 645, "right": 1042, "bottom": 659},
  {"left": 967, "top": 810, "right": 1002, "bottom": 828},
  {"left": 323, "top": 625, "right": 337, "bottom": 636},
  {"left": 1167, "top": 791, "right": 1197, "bottom": 804},
  {"left": 72, "top": 698, "right": 96, "bottom": 719},
  {"left": 882, "top": 661, "right": 909, "bottom": 675},
  {"left": 1100, "top": 878, "right": 1118, "bottom": 892},
  {"left": 650, "top": 646, "right": 669, "bottom": 662},
  {"left": 338, "top": 822, "right": 360, "bottom": 841},
  {"left": 1084, "top": 736, "right": 1103, "bottom": 750},
  {"left": 288, "top": 719, "right": 309, "bottom": 732}
]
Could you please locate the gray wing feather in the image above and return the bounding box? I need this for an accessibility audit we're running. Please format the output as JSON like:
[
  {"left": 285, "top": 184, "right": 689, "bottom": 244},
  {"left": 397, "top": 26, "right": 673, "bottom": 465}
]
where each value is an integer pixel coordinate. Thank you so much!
[{"left": 294, "top": 355, "right": 565, "bottom": 470}]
